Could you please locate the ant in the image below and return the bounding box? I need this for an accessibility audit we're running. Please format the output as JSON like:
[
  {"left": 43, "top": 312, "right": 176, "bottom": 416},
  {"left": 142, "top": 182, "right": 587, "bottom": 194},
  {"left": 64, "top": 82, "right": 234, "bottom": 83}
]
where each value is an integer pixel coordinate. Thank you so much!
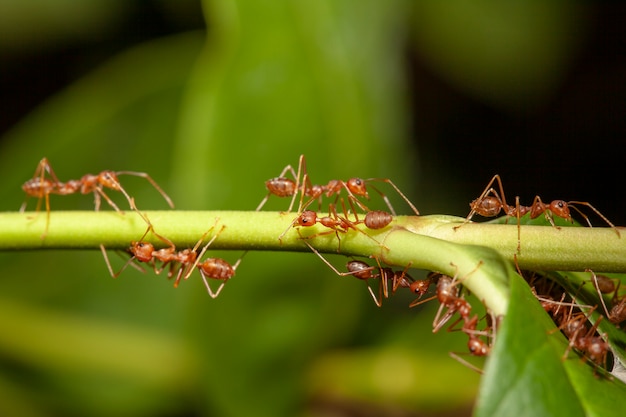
[
  {"left": 409, "top": 262, "right": 483, "bottom": 333},
  {"left": 101, "top": 216, "right": 223, "bottom": 288},
  {"left": 355, "top": 210, "right": 395, "bottom": 230},
  {"left": 447, "top": 313, "right": 496, "bottom": 374},
  {"left": 102, "top": 213, "right": 241, "bottom": 297},
  {"left": 406, "top": 273, "right": 436, "bottom": 305},
  {"left": 257, "top": 155, "right": 420, "bottom": 216},
  {"left": 191, "top": 231, "right": 242, "bottom": 299},
  {"left": 556, "top": 304, "right": 610, "bottom": 369},
  {"left": 279, "top": 201, "right": 386, "bottom": 251},
  {"left": 462, "top": 314, "right": 493, "bottom": 357},
  {"left": 20, "top": 157, "right": 174, "bottom": 238},
  {"left": 256, "top": 154, "right": 308, "bottom": 213},
  {"left": 457, "top": 174, "right": 619, "bottom": 252},
  {"left": 586, "top": 270, "right": 626, "bottom": 326},
  {"left": 302, "top": 240, "right": 413, "bottom": 307}
]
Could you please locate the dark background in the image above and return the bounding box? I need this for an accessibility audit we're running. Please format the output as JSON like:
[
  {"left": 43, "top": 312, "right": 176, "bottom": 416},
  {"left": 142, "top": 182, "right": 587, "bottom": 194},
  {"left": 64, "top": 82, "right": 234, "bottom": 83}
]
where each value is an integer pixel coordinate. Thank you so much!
[{"left": 1, "top": 3, "right": 624, "bottom": 225}]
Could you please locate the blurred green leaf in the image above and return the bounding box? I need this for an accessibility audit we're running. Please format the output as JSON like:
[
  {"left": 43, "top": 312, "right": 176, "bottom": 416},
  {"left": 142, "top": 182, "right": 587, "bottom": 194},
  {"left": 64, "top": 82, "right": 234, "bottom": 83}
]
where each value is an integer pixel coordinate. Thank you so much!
[{"left": 410, "top": 0, "right": 590, "bottom": 110}]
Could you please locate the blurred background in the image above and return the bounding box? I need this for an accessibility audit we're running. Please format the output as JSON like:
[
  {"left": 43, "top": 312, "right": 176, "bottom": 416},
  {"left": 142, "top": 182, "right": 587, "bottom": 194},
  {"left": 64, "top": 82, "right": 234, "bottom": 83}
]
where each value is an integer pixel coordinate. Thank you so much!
[{"left": 0, "top": 1, "right": 623, "bottom": 416}]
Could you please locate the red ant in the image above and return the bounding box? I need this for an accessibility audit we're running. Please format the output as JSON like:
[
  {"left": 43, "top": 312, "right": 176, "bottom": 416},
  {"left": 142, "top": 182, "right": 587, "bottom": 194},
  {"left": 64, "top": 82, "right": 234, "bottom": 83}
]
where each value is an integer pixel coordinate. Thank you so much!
[
  {"left": 191, "top": 232, "right": 242, "bottom": 299},
  {"left": 101, "top": 217, "right": 222, "bottom": 287},
  {"left": 20, "top": 157, "right": 174, "bottom": 238},
  {"left": 556, "top": 304, "right": 610, "bottom": 368},
  {"left": 357, "top": 210, "right": 394, "bottom": 230},
  {"left": 457, "top": 174, "right": 619, "bottom": 252},
  {"left": 257, "top": 155, "right": 420, "bottom": 216},
  {"left": 587, "top": 270, "right": 626, "bottom": 326},
  {"left": 466, "top": 175, "right": 618, "bottom": 231},
  {"left": 406, "top": 273, "right": 435, "bottom": 305},
  {"left": 462, "top": 315, "right": 492, "bottom": 357},
  {"left": 302, "top": 240, "right": 413, "bottom": 307},
  {"left": 609, "top": 296, "right": 626, "bottom": 327},
  {"left": 409, "top": 262, "right": 483, "bottom": 333},
  {"left": 102, "top": 215, "right": 240, "bottom": 297},
  {"left": 279, "top": 201, "right": 387, "bottom": 251},
  {"left": 447, "top": 313, "right": 496, "bottom": 374},
  {"left": 256, "top": 155, "right": 308, "bottom": 213}
]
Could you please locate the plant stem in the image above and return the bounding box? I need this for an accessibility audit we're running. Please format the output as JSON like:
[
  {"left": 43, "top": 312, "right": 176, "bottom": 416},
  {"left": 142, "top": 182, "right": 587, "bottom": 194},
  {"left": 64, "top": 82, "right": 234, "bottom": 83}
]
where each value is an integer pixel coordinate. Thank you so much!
[{"left": 1, "top": 210, "right": 625, "bottom": 317}]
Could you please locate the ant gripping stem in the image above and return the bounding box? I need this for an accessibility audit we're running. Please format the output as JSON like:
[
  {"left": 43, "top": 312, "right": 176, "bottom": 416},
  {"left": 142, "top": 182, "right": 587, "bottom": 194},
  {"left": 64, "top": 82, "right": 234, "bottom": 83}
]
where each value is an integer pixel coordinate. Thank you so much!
[
  {"left": 279, "top": 200, "right": 386, "bottom": 251},
  {"left": 189, "top": 224, "right": 243, "bottom": 298},
  {"left": 302, "top": 241, "right": 413, "bottom": 307}
]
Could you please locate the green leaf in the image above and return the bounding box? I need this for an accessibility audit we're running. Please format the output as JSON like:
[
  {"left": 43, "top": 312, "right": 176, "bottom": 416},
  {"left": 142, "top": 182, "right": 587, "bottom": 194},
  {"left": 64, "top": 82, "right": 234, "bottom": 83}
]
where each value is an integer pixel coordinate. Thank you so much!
[{"left": 475, "top": 272, "right": 626, "bottom": 417}]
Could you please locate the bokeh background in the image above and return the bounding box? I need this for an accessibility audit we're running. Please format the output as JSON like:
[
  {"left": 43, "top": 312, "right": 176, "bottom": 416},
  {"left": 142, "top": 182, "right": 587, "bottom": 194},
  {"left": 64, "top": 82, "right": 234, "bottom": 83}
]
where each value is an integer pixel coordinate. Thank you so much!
[{"left": 0, "top": 1, "right": 623, "bottom": 416}]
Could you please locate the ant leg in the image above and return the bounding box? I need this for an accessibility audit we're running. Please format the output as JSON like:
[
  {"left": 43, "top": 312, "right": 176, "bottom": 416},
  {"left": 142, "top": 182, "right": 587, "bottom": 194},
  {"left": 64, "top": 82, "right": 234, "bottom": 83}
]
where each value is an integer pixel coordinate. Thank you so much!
[
  {"left": 93, "top": 186, "right": 123, "bottom": 213},
  {"left": 531, "top": 196, "right": 558, "bottom": 228},
  {"left": 40, "top": 192, "right": 51, "bottom": 239},
  {"left": 198, "top": 269, "right": 226, "bottom": 299},
  {"left": 116, "top": 171, "right": 175, "bottom": 209},
  {"left": 568, "top": 201, "right": 620, "bottom": 237},
  {"left": 409, "top": 293, "right": 437, "bottom": 308},
  {"left": 100, "top": 244, "right": 146, "bottom": 278},
  {"left": 587, "top": 269, "right": 612, "bottom": 319},
  {"left": 448, "top": 352, "right": 484, "bottom": 374},
  {"left": 515, "top": 195, "right": 522, "bottom": 254},
  {"left": 466, "top": 175, "right": 510, "bottom": 222},
  {"left": 365, "top": 178, "right": 420, "bottom": 216},
  {"left": 185, "top": 219, "right": 224, "bottom": 280},
  {"left": 291, "top": 154, "right": 308, "bottom": 213},
  {"left": 256, "top": 156, "right": 302, "bottom": 212},
  {"left": 21, "top": 158, "right": 62, "bottom": 238},
  {"left": 302, "top": 241, "right": 385, "bottom": 306}
]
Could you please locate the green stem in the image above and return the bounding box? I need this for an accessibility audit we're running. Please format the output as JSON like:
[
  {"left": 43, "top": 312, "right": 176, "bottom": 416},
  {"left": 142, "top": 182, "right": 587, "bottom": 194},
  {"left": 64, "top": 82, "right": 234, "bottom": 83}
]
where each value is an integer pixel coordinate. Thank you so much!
[{"left": 1, "top": 211, "right": 625, "bottom": 317}]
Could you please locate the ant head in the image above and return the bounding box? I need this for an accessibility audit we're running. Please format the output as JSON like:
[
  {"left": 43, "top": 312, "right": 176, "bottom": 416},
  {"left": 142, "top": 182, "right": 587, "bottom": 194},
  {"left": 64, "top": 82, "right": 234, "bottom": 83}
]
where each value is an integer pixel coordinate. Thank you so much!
[
  {"left": 297, "top": 210, "right": 317, "bottom": 227},
  {"left": 130, "top": 241, "right": 154, "bottom": 262},
  {"left": 98, "top": 171, "right": 121, "bottom": 190},
  {"left": 549, "top": 200, "right": 572, "bottom": 221},
  {"left": 468, "top": 338, "right": 489, "bottom": 356},
  {"left": 347, "top": 178, "right": 368, "bottom": 197},
  {"left": 409, "top": 279, "right": 430, "bottom": 296}
]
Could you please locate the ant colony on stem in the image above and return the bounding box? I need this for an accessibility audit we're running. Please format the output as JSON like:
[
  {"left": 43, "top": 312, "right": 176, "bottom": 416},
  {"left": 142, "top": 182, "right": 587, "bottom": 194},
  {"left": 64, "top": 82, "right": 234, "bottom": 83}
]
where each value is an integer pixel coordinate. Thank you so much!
[
  {"left": 17, "top": 155, "right": 625, "bottom": 374},
  {"left": 256, "top": 155, "right": 502, "bottom": 368}
]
